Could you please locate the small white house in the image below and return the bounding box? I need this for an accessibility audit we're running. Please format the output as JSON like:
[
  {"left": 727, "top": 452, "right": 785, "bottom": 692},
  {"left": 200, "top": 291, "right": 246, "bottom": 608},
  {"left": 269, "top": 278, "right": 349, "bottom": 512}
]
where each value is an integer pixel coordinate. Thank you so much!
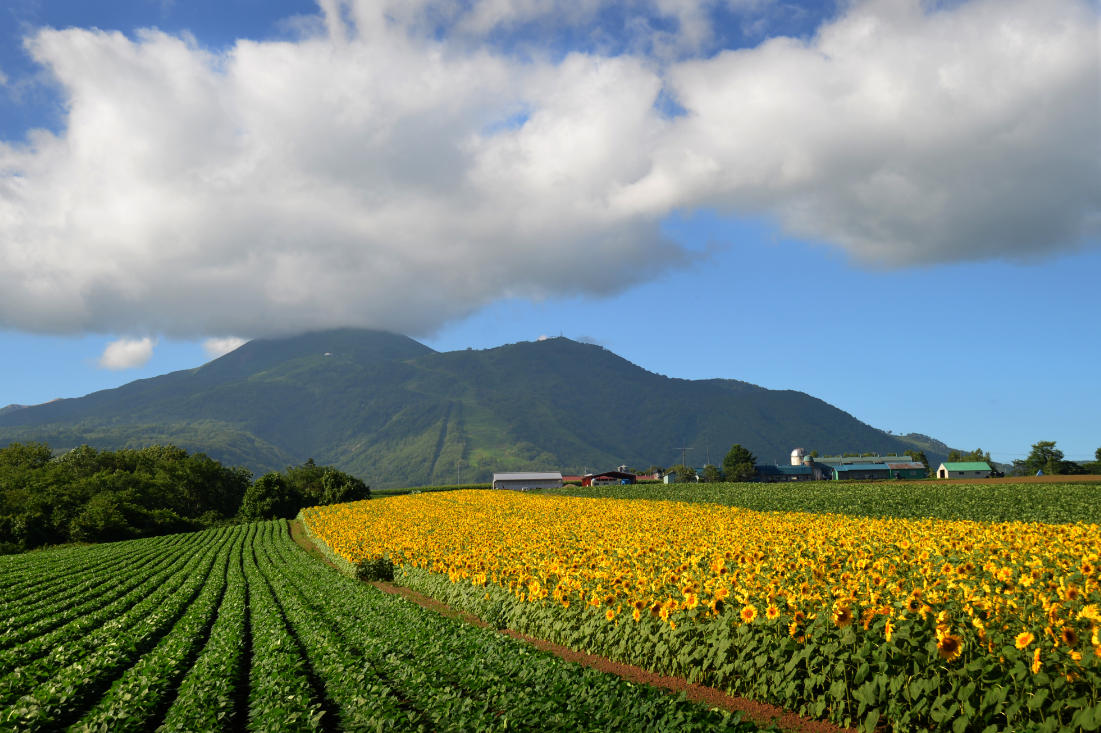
[
  {"left": 936, "top": 462, "right": 992, "bottom": 479},
  {"left": 492, "top": 472, "right": 563, "bottom": 490}
]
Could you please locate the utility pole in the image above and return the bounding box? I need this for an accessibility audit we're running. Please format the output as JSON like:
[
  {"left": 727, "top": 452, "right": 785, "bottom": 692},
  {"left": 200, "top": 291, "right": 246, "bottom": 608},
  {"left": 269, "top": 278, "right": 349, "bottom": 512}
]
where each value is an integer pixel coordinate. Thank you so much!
[
  {"left": 673, "top": 440, "right": 693, "bottom": 466},
  {"left": 456, "top": 460, "right": 462, "bottom": 485}
]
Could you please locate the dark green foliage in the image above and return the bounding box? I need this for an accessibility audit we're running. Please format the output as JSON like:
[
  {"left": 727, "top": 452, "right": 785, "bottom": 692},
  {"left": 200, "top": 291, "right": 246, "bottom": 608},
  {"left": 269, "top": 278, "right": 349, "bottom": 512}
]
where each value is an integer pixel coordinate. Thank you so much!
[
  {"left": 240, "top": 473, "right": 299, "bottom": 521},
  {"left": 239, "top": 459, "right": 371, "bottom": 520},
  {"left": 1011, "top": 440, "right": 1089, "bottom": 476},
  {"left": 0, "top": 522, "right": 763, "bottom": 732},
  {"left": 722, "top": 443, "right": 756, "bottom": 482},
  {"left": 947, "top": 447, "right": 993, "bottom": 465},
  {"left": 903, "top": 449, "right": 929, "bottom": 469},
  {"left": 541, "top": 481, "right": 1101, "bottom": 524},
  {"left": 665, "top": 464, "right": 696, "bottom": 483},
  {"left": 0, "top": 442, "right": 251, "bottom": 552},
  {"left": 0, "top": 329, "right": 950, "bottom": 489},
  {"left": 700, "top": 464, "right": 724, "bottom": 483}
]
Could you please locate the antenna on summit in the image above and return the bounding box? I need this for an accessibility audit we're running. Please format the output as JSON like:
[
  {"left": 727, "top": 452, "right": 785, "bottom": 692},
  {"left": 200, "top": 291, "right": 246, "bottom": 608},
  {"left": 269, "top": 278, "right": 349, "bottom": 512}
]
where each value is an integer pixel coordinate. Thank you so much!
[{"left": 673, "top": 440, "right": 694, "bottom": 466}]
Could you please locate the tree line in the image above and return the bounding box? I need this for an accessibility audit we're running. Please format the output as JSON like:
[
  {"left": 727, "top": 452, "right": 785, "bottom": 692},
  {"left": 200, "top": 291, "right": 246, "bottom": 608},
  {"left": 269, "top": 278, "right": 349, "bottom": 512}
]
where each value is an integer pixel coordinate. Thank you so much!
[{"left": 0, "top": 442, "right": 369, "bottom": 554}]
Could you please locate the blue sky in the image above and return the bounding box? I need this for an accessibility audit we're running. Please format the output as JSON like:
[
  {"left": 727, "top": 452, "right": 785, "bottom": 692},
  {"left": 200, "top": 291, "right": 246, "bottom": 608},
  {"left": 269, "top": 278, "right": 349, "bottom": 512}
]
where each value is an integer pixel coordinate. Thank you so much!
[{"left": 1, "top": 0, "right": 1098, "bottom": 462}]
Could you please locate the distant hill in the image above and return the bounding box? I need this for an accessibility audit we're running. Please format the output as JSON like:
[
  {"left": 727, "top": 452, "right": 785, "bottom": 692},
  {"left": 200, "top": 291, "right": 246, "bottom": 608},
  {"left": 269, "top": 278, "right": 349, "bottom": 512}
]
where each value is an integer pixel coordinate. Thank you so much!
[{"left": 0, "top": 329, "right": 950, "bottom": 488}]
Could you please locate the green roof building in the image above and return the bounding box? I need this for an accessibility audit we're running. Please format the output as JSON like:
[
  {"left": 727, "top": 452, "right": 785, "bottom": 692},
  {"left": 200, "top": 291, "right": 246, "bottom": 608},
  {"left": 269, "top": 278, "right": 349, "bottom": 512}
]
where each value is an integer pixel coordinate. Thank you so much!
[{"left": 936, "top": 462, "right": 992, "bottom": 479}]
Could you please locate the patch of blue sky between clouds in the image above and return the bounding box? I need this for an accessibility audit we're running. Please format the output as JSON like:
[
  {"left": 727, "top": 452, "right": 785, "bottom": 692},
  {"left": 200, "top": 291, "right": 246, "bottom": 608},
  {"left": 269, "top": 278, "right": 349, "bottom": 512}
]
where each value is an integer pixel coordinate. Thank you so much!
[
  {"left": 0, "top": 0, "right": 317, "bottom": 143},
  {"left": 481, "top": 109, "right": 531, "bottom": 136}
]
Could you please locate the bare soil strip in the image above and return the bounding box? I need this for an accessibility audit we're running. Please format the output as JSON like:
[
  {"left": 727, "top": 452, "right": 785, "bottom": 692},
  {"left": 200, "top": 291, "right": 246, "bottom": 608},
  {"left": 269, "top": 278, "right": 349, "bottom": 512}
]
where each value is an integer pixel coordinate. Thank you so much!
[{"left": 288, "top": 520, "right": 852, "bottom": 733}]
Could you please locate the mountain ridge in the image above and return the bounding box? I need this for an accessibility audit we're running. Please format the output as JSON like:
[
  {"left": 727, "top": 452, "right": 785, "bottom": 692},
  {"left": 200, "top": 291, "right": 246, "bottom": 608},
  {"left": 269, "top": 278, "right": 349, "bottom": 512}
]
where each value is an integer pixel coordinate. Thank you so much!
[{"left": 0, "top": 330, "right": 950, "bottom": 487}]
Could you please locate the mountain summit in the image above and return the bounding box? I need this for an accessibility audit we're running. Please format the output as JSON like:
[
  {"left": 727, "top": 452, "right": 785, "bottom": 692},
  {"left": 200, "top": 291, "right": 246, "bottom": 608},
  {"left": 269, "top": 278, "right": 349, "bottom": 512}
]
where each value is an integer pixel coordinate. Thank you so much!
[{"left": 0, "top": 330, "right": 943, "bottom": 487}]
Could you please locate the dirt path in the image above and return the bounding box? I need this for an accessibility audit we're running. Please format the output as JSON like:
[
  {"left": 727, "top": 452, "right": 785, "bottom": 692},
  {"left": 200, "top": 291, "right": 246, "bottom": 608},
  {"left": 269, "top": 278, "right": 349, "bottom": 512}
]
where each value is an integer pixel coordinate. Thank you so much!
[{"left": 288, "top": 519, "right": 852, "bottom": 733}]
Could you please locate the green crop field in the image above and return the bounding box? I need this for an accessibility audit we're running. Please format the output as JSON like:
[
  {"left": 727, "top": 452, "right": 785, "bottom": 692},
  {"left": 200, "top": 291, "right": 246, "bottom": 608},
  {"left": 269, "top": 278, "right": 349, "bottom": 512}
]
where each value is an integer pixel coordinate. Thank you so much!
[
  {"left": 0, "top": 521, "right": 759, "bottom": 732},
  {"left": 539, "top": 481, "right": 1101, "bottom": 524}
]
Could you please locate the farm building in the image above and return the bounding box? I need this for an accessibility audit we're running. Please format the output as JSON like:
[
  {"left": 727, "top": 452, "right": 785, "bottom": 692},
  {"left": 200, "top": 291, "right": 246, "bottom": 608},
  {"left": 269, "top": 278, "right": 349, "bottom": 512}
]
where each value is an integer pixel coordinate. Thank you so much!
[
  {"left": 830, "top": 463, "right": 892, "bottom": 481},
  {"left": 492, "top": 472, "right": 563, "bottom": 490},
  {"left": 885, "top": 462, "right": 928, "bottom": 479},
  {"left": 583, "top": 470, "right": 637, "bottom": 486},
  {"left": 754, "top": 464, "right": 814, "bottom": 482},
  {"left": 936, "top": 462, "right": 992, "bottom": 479}
]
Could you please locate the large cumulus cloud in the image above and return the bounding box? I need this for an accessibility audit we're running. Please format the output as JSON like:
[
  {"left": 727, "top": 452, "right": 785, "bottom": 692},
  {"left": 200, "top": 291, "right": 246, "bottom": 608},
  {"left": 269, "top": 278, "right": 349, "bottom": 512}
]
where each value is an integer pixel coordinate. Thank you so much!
[{"left": 0, "top": 0, "right": 1096, "bottom": 339}]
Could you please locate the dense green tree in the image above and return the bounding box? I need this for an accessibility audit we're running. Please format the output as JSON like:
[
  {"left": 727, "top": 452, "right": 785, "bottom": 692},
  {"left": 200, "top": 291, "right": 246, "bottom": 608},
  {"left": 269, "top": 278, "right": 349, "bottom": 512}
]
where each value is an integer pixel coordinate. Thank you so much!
[
  {"left": 239, "top": 473, "right": 299, "bottom": 521},
  {"left": 948, "top": 448, "right": 993, "bottom": 466},
  {"left": 0, "top": 441, "right": 52, "bottom": 469},
  {"left": 722, "top": 444, "right": 756, "bottom": 482},
  {"left": 1085, "top": 447, "right": 1101, "bottom": 474},
  {"left": 700, "top": 465, "right": 724, "bottom": 483},
  {"left": 1011, "top": 441, "right": 1085, "bottom": 476},
  {"left": 665, "top": 464, "right": 697, "bottom": 483},
  {"left": 0, "top": 442, "right": 249, "bottom": 552},
  {"left": 904, "top": 450, "right": 930, "bottom": 470}
]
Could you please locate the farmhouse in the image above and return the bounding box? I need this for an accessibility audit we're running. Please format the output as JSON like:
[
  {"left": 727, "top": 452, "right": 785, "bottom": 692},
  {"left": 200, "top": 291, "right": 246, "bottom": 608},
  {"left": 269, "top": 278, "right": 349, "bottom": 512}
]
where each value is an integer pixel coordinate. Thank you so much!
[
  {"left": 936, "top": 462, "right": 992, "bottom": 479},
  {"left": 492, "top": 472, "right": 563, "bottom": 490}
]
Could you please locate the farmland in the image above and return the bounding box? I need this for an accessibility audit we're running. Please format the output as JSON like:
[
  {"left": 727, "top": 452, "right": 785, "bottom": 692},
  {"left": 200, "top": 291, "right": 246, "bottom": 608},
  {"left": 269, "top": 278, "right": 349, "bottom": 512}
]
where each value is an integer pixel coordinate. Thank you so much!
[
  {"left": 541, "top": 480, "right": 1101, "bottom": 525},
  {"left": 0, "top": 521, "right": 757, "bottom": 732},
  {"left": 302, "top": 490, "right": 1101, "bottom": 732}
]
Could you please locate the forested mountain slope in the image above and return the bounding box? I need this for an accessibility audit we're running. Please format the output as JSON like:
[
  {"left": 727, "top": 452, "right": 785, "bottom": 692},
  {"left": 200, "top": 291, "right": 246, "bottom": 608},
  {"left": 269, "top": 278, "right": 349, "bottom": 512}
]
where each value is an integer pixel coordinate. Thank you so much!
[{"left": 0, "top": 330, "right": 945, "bottom": 488}]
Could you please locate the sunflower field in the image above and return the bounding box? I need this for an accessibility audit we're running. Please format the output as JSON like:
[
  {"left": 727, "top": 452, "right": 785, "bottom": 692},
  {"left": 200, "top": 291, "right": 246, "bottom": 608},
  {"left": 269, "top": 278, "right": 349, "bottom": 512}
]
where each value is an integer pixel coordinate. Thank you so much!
[{"left": 300, "top": 491, "right": 1101, "bottom": 733}]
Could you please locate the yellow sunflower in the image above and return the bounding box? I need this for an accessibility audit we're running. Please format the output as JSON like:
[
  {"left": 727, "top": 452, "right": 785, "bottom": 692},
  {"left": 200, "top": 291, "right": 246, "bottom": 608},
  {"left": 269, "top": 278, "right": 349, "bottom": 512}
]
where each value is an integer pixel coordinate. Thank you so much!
[
  {"left": 937, "top": 634, "right": 963, "bottom": 662},
  {"left": 766, "top": 604, "right": 781, "bottom": 621},
  {"left": 605, "top": 608, "right": 616, "bottom": 622},
  {"left": 740, "top": 604, "right": 758, "bottom": 624},
  {"left": 1015, "top": 631, "right": 1035, "bottom": 649},
  {"left": 832, "top": 606, "right": 853, "bottom": 628},
  {"left": 884, "top": 620, "right": 895, "bottom": 642}
]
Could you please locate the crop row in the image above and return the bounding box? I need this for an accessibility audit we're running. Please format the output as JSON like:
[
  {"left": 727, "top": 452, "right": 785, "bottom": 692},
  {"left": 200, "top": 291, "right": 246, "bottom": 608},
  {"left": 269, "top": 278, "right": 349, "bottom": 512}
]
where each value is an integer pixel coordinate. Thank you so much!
[
  {"left": 542, "top": 480, "right": 1101, "bottom": 525},
  {"left": 301, "top": 490, "right": 1101, "bottom": 732},
  {"left": 0, "top": 521, "right": 760, "bottom": 731}
]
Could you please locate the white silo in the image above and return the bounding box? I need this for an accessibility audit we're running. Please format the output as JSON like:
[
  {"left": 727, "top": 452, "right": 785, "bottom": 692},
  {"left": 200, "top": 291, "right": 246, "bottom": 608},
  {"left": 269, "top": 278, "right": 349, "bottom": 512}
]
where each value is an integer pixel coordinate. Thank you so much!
[{"left": 790, "top": 447, "right": 806, "bottom": 466}]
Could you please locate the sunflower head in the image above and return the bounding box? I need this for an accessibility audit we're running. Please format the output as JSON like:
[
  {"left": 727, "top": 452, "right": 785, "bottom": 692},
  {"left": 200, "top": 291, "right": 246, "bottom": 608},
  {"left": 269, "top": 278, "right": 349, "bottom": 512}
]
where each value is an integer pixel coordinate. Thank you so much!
[
  {"left": 632, "top": 607, "right": 642, "bottom": 622},
  {"left": 937, "top": 634, "right": 963, "bottom": 662},
  {"left": 605, "top": 608, "right": 616, "bottom": 622},
  {"left": 605, "top": 594, "right": 615, "bottom": 606},
  {"left": 884, "top": 620, "right": 895, "bottom": 642},
  {"left": 832, "top": 606, "right": 853, "bottom": 628},
  {"left": 1062, "top": 627, "right": 1080, "bottom": 647},
  {"left": 650, "top": 603, "right": 662, "bottom": 617},
  {"left": 740, "top": 604, "right": 758, "bottom": 624},
  {"left": 1015, "top": 631, "right": 1035, "bottom": 649},
  {"left": 766, "top": 604, "right": 781, "bottom": 621},
  {"left": 684, "top": 593, "right": 699, "bottom": 610},
  {"left": 906, "top": 597, "right": 922, "bottom": 613}
]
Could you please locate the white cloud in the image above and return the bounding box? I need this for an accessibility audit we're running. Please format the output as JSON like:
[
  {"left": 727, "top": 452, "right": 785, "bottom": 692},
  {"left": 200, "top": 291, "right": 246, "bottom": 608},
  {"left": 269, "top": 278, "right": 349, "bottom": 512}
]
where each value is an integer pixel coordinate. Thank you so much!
[
  {"left": 97, "top": 337, "right": 157, "bottom": 370},
  {"left": 202, "top": 336, "right": 248, "bottom": 358},
  {"left": 0, "top": 0, "right": 1096, "bottom": 341}
]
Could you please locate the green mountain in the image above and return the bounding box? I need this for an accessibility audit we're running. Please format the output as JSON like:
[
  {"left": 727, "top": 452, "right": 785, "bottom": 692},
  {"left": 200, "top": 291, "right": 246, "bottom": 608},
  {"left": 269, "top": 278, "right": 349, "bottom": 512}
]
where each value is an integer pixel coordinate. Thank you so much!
[{"left": 0, "top": 329, "right": 948, "bottom": 488}]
